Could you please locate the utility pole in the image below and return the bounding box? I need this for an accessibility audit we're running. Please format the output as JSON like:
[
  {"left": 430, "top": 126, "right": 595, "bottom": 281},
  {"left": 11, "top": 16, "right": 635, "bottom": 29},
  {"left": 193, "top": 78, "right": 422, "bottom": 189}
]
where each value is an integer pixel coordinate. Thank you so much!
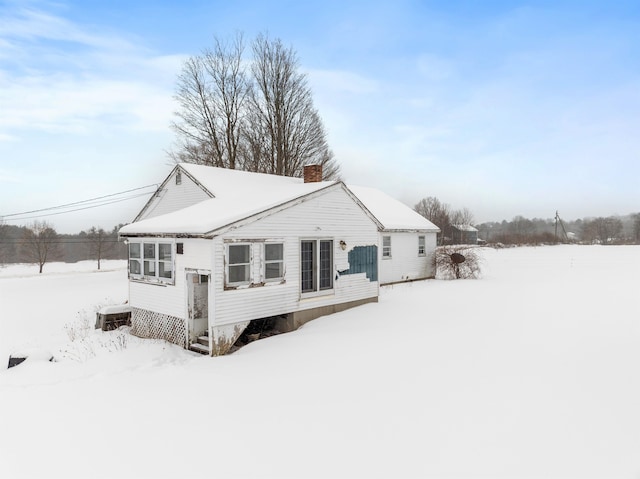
[{"left": 555, "top": 211, "right": 569, "bottom": 243}]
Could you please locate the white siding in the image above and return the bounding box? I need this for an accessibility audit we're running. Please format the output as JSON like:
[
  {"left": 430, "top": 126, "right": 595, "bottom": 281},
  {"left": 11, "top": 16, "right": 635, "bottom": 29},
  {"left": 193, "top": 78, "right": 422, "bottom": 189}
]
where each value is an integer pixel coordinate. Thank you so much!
[
  {"left": 379, "top": 232, "right": 437, "bottom": 284},
  {"left": 137, "top": 170, "right": 210, "bottom": 221},
  {"left": 211, "top": 187, "right": 379, "bottom": 327},
  {"left": 129, "top": 238, "right": 213, "bottom": 318}
]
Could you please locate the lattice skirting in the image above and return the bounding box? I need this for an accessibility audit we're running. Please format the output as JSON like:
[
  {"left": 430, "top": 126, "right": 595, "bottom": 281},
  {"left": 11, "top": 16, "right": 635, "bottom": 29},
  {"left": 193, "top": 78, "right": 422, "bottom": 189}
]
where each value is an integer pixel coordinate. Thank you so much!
[{"left": 131, "top": 308, "right": 187, "bottom": 348}]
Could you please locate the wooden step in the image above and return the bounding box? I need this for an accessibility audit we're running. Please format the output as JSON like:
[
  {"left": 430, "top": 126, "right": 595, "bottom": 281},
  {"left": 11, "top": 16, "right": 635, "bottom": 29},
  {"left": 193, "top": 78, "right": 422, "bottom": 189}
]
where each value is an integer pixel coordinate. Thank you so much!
[
  {"left": 189, "top": 343, "right": 209, "bottom": 355},
  {"left": 197, "top": 335, "right": 210, "bottom": 346}
]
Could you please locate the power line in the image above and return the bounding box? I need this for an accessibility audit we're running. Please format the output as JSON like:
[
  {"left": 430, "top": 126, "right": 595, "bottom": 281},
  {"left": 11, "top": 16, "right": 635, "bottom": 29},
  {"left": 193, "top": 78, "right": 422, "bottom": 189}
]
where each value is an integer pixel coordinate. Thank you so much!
[
  {"left": 0, "top": 185, "right": 157, "bottom": 222},
  {"left": 3, "top": 193, "right": 152, "bottom": 222},
  {"left": 1, "top": 184, "right": 157, "bottom": 217}
]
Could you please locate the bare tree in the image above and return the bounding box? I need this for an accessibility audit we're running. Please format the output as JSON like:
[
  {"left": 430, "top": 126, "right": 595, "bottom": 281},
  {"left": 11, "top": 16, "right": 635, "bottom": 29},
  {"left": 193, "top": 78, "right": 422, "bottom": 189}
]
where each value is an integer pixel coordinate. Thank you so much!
[
  {"left": 0, "top": 218, "right": 7, "bottom": 266},
  {"left": 632, "top": 213, "right": 640, "bottom": 244},
  {"left": 20, "top": 221, "right": 61, "bottom": 273},
  {"left": 414, "top": 197, "right": 451, "bottom": 245},
  {"left": 247, "top": 34, "right": 340, "bottom": 178},
  {"left": 171, "top": 33, "right": 249, "bottom": 169},
  {"left": 85, "top": 226, "right": 113, "bottom": 270},
  {"left": 450, "top": 207, "right": 475, "bottom": 226},
  {"left": 581, "top": 217, "right": 623, "bottom": 244},
  {"left": 170, "top": 32, "right": 340, "bottom": 180},
  {"left": 508, "top": 215, "right": 535, "bottom": 243}
]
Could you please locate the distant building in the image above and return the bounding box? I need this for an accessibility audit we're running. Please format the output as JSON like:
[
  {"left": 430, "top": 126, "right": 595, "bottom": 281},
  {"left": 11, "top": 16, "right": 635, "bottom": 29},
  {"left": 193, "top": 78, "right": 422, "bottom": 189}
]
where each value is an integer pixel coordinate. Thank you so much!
[{"left": 451, "top": 224, "right": 479, "bottom": 245}]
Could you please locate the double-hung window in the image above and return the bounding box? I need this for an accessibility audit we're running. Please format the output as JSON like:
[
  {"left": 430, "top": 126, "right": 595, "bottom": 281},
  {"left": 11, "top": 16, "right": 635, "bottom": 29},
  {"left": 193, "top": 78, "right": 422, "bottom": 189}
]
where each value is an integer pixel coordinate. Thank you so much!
[
  {"left": 382, "top": 236, "right": 391, "bottom": 258},
  {"left": 264, "top": 243, "right": 284, "bottom": 281},
  {"left": 227, "top": 244, "right": 251, "bottom": 285},
  {"left": 128, "top": 241, "right": 174, "bottom": 283},
  {"left": 301, "top": 239, "right": 333, "bottom": 294},
  {"left": 418, "top": 236, "right": 426, "bottom": 256}
]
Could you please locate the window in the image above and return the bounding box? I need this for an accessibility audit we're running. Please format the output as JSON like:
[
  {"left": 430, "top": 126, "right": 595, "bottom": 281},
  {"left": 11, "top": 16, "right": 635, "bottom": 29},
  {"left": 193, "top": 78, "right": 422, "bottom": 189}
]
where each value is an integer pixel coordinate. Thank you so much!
[
  {"left": 158, "top": 243, "right": 173, "bottom": 279},
  {"left": 319, "top": 241, "right": 333, "bottom": 290},
  {"left": 418, "top": 236, "right": 426, "bottom": 256},
  {"left": 227, "top": 244, "right": 251, "bottom": 285},
  {"left": 129, "top": 243, "right": 141, "bottom": 275},
  {"left": 382, "top": 236, "right": 391, "bottom": 258},
  {"left": 176, "top": 171, "right": 182, "bottom": 185},
  {"left": 143, "top": 243, "right": 156, "bottom": 277},
  {"left": 264, "top": 243, "right": 284, "bottom": 281},
  {"left": 301, "top": 239, "right": 333, "bottom": 294},
  {"left": 301, "top": 241, "right": 315, "bottom": 293},
  {"left": 128, "top": 241, "right": 174, "bottom": 283}
]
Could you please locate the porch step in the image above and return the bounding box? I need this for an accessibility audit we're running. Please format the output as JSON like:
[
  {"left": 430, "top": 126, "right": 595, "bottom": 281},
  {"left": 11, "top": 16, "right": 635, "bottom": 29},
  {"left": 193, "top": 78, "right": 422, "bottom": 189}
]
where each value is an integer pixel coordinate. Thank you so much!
[
  {"left": 189, "top": 342, "right": 209, "bottom": 355},
  {"left": 197, "top": 335, "right": 209, "bottom": 346}
]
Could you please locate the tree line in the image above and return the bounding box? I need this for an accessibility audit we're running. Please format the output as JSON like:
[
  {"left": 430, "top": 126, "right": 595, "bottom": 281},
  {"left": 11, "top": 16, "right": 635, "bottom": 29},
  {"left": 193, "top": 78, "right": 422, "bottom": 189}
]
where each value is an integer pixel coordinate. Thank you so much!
[
  {"left": 475, "top": 214, "right": 640, "bottom": 245},
  {"left": 412, "top": 196, "right": 640, "bottom": 246},
  {"left": 0, "top": 221, "right": 127, "bottom": 272}
]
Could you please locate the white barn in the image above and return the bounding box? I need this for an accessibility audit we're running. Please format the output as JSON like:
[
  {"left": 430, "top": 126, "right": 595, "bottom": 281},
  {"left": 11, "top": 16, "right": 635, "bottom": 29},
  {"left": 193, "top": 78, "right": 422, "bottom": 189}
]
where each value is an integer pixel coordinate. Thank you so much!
[{"left": 119, "top": 164, "right": 438, "bottom": 355}]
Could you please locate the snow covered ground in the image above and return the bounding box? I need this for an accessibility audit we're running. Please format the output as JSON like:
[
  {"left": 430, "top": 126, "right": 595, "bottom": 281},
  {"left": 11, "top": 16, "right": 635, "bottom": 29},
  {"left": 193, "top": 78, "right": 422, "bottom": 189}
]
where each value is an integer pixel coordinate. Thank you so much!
[{"left": 1, "top": 246, "right": 639, "bottom": 479}]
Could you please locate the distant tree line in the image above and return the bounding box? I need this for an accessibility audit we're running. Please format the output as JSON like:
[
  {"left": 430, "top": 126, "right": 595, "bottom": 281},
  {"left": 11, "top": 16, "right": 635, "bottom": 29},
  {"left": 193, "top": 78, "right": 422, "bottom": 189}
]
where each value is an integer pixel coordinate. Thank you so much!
[
  {"left": 0, "top": 221, "right": 127, "bottom": 272},
  {"left": 476, "top": 214, "right": 640, "bottom": 245},
  {"left": 413, "top": 197, "right": 640, "bottom": 246}
]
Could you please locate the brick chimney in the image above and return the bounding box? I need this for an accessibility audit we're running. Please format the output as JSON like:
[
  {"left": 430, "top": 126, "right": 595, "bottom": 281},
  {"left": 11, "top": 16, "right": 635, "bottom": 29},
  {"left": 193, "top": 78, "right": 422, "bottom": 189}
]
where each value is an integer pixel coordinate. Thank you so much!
[{"left": 303, "top": 164, "right": 323, "bottom": 183}]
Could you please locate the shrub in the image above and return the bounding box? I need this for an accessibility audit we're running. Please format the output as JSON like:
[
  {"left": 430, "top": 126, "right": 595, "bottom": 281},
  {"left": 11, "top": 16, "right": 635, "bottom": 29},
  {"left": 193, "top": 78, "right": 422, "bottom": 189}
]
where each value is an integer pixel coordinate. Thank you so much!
[{"left": 436, "top": 245, "right": 482, "bottom": 280}]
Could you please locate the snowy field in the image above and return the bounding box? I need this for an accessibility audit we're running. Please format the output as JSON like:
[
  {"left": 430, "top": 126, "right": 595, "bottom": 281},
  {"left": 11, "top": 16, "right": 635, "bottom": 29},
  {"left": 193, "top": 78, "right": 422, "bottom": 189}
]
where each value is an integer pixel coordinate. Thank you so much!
[{"left": 1, "top": 246, "right": 640, "bottom": 479}]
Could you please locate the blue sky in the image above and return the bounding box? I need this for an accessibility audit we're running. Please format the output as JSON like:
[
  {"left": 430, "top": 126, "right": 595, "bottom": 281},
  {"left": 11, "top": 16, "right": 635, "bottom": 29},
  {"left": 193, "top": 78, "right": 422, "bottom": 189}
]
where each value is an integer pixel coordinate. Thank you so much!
[{"left": 1, "top": 0, "right": 639, "bottom": 233}]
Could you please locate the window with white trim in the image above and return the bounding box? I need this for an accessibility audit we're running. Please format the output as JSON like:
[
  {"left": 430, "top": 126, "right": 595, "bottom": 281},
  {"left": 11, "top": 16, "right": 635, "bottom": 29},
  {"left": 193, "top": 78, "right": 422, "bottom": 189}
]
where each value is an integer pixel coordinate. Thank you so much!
[
  {"left": 301, "top": 239, "right": 333, "bottom": 294},
  {"left": 382, "top": 236, "right": 391, "bottom": 258},
  {"left": 227, "top": 244, "right": 251, "bottom": 285},
  {"left": 129, "top": 243, "right": 141, "bottom": 275},
  {"left": 264, "top": 243, "right": 284, "bottom": 281},
  {"left": 418, "top": 236, "right": 426, "bottom": 256},
  {"left": 143, "top": 243, "right": 156, "bottom": 277},
  {"left": 128, "top": 241, "right": 174, "bottom": 283},
  {"left": 158, "top": 243, "right": 173, "bottom": 278}
]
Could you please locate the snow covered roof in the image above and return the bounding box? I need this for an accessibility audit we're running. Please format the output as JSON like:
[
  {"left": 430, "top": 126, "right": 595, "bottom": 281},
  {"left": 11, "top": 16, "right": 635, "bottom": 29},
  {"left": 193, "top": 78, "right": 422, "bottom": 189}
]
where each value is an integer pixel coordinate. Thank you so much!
[
  {"left": 179, "top": 163, "right": 313, "bottom": 198},
  {"left": 120, "top": 164, "right": 439, "bottom": 237},
  {"left": 120, "top": 165, "right": 338, "bottom": 236},
  {"left": 452, "top": 224, "right": 478, "bottom": 232},
  {"left": 348, "top": 185, "right": 440, "bottom": 232}
]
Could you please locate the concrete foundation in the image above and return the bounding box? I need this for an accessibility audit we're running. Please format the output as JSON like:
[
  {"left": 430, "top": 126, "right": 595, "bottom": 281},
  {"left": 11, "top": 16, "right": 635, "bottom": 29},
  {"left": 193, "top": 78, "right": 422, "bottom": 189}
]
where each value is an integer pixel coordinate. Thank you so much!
[{"left": 275, "top": 296, "right": 378, "bottom": 333}]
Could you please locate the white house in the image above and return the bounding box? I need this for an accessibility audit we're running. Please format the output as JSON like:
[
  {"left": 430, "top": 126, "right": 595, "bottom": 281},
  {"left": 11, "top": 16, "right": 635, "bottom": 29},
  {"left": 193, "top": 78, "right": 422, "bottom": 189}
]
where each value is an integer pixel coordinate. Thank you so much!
[
  {"left": 348, "top": 186, "right": 439, "bottom": 284},
  {"left": 119, "top": 164, "right": 438, "bottom": 355}
]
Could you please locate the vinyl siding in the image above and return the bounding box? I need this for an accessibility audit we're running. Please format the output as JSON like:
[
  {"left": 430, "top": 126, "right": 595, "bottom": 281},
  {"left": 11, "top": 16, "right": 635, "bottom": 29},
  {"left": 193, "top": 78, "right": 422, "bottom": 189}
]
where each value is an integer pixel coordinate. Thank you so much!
[
  {"left": 129, "top": 238, "right": 213, "bottom": 318},
  {"left": 137, "top": 170, "right": 210, "bottom": 221},
  {"left": 379, "top": 232, "right": 437, "bottom": 284},
  {"left": 211, "top": 187, "right": 379, "bottom": 326}
]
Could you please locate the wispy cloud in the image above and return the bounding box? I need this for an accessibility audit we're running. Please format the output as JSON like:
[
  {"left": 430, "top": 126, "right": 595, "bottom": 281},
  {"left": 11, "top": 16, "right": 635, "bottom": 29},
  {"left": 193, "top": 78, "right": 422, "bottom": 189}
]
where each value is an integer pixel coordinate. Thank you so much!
[
  {"left": 0, "top": 4, "right": 137, "bottom": 52},
  {"left": 0, "top": 2, "right": 182, "bottom": 137}
]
